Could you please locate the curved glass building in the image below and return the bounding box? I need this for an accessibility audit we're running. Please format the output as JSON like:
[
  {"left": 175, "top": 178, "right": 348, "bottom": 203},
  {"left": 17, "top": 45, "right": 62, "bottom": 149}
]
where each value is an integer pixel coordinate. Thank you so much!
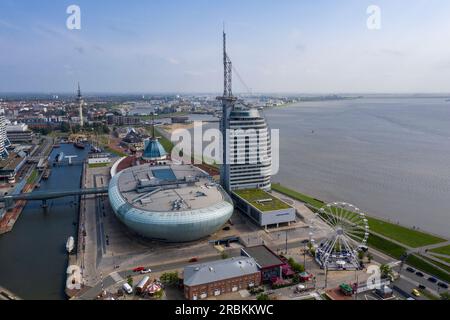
[
  {"left": 226, "top": 104, "right": 272, "bottom": 191},
  {"left": 108, "top": 163, "right": 234, "bottom": 242}
]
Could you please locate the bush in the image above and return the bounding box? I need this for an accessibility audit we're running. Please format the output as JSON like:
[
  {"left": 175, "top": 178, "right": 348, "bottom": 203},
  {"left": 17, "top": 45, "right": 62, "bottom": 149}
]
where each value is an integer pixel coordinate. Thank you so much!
[
  {"left": 256, "top": 293, "right": 270, "bottom": 301},
  {"left": 288, "top": 257, "right": 305, "bottom": 273},
  {"left": 160, "top": 272, "right": 180, "bottom": 286},
  {"left": 127, "top": 276, "right": 133, "bottom": 287}
]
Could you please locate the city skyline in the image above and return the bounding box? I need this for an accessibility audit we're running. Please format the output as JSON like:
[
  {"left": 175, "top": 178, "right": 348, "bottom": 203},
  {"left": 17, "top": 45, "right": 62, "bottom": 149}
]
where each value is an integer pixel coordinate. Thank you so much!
[{"left": 1, "top": 0, "right": 450, "bottom": 94}]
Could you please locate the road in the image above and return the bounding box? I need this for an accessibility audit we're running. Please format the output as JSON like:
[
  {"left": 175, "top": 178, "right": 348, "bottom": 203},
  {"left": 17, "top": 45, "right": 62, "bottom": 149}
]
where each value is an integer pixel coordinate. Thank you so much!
[{"left": 76, "top": 250, "right": 241, "bottom": 300}]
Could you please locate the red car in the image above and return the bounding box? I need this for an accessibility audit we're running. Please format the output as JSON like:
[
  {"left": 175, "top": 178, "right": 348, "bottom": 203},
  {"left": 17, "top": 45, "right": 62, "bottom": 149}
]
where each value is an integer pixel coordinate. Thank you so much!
[
  {"left": 133, "top": 267, "right": 145, "bottom": 272},
  {"left": 189, "top": 258, "right": 199, "bottom": 263}
]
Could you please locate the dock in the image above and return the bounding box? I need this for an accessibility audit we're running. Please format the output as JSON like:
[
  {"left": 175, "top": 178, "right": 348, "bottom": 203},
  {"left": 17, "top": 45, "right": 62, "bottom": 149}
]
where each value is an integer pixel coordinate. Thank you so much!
[
  {"left": 0, "top": 137, "right": 54, "bottom": 235},
  {"left": 0, "top": 183, "right": 37, "bottom": 235}
]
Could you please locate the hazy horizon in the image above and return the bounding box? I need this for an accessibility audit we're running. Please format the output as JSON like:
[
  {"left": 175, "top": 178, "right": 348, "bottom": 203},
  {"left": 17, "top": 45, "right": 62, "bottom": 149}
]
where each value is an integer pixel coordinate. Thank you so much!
[{"left": 1, "top": 0, "right": 450, "bottom": 94}]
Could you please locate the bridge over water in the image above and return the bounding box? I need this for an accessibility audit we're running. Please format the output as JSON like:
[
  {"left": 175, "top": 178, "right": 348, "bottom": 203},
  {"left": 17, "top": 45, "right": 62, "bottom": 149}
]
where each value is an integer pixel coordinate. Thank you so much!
[{"left": 0, "top": 187, "right": 109, "bottom": 209}]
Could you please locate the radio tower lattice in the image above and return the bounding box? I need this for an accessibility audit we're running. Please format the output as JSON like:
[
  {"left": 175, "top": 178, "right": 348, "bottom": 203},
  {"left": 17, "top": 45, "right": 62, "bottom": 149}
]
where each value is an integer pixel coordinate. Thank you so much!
[
  {"left": 77, "top": 82, "right": 84, "bottom": 127},
  {"left": 217, "top": 29, "right": 237, "bottom": 191}
]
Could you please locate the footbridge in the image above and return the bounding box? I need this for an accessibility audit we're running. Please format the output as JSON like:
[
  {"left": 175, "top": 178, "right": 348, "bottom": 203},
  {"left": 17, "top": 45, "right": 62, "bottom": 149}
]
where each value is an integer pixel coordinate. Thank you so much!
[{"left": 0, "top": 187, "right": 109, "bottom": 209}]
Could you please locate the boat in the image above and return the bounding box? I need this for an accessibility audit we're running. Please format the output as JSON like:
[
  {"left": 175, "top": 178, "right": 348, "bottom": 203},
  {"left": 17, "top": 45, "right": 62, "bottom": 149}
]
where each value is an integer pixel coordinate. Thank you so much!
[
  {"left": 55, "top": 152, "right": 64, "bottom": 163},
  {"left": 66, "top": 236, "right": 75, "bottom": 254},
  {"left": 42, "top": 169, "right": 51, "bottom": 180},
  {"left": 74, "top": 141, "right": 85, "bottom": 149},
  {"left": 90, "top": 145, "right": 102, "bottom": 154}
]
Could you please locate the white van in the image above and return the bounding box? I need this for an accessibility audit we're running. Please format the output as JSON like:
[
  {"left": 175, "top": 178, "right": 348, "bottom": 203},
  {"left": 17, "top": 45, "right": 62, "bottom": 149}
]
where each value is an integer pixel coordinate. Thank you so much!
[{"left": 122, "top": 283, "right": 133, "bottom": 294}]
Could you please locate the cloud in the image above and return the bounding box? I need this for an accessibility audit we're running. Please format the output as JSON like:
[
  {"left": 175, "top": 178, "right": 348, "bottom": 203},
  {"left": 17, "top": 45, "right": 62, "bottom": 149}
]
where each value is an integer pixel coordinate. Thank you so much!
[
  {"left": 0, "top": 19, "right": 21, "bottom": 31},
  {"left": 166, "top": 58, "right": 181, "bottom": 65}
]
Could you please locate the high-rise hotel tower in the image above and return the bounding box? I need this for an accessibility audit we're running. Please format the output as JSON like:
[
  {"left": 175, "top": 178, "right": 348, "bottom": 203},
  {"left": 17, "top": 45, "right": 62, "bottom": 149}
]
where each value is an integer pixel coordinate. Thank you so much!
[
  {"left": 217, "top": 32, "right": 272, "bottom": 192},
  {"left": 0, "top": 115, "right": 9, "bottom": 159}
]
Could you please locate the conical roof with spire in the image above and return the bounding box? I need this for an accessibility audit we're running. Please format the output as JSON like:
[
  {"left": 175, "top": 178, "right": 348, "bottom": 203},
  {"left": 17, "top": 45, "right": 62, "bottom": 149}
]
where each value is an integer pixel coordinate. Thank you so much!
[{"left": 142, "top": 113, "right": 167, "bottom": 161}]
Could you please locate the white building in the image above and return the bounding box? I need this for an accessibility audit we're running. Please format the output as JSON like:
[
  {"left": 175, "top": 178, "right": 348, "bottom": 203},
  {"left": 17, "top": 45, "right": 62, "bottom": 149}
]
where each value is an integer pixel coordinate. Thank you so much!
[
  {"left": 6, "top": 122, "right": 34, "bottom": 143},
  {"left": 224, "top": 104, "right": 272, "bottom": 191},
  {"left": 0, "top": 116, "right": 10, "bottom": 158}
]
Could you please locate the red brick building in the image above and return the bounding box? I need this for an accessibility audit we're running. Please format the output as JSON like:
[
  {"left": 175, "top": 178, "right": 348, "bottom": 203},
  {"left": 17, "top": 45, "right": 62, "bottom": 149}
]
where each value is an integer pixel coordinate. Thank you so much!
[{"left": 183, "top": 257, "right": 261, "bottom": 300}]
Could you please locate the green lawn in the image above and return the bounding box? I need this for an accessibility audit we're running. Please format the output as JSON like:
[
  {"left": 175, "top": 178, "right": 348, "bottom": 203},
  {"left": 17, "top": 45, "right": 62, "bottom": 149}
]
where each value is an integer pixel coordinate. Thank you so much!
[
  {"left": 27, "top": 170, "right": 39, "bottom": 184},
  {"left": 104, "top": 146, "right": 128, "bottom": 157},
  {"left": 272, "top": 183, "right": 446, "bottom": 248},
  {"left": 364, "top": 217, "right": 446, "bottom": 248},
  {"left": 430, "top": 245, "right": 450, "bottom": 256},
  {"left": 366, "top": 233, "right": 407, "bottom": 259},
  {"left": 406, "top": 255, "right": 450, "bottom": 283},
  {"left": 272, "top": 183, "right": 324, "bottom": 209},
  {"left": 88, "top": 163, "right": 109, "bottom": 169},
  {"left": 234, "top": 189, "right": 292, "bottom": 212},
  {"left": 431, "top": 255, "right": 450, "bottom": 264}
]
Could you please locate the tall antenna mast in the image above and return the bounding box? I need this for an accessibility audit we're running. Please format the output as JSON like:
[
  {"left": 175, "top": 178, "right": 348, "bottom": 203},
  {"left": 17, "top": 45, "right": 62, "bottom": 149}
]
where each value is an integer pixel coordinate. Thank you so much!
[
  {"left": 151, "top": 112, "right": 156, "bottom": 139},
  {"left": 217, "top": 26, "right": 237, "bottom": 192},
  {"left": 77, "top": 82, "right": 84, "bottom": 127},
  {"left": 223, "top": 29, "right": 233, "bottom": 98}
]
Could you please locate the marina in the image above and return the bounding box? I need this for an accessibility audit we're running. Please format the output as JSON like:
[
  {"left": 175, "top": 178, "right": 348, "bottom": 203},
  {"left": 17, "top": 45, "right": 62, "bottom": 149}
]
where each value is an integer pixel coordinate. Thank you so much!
[{"left": 0, "top": 144, "right": 89, "bottom": 300}]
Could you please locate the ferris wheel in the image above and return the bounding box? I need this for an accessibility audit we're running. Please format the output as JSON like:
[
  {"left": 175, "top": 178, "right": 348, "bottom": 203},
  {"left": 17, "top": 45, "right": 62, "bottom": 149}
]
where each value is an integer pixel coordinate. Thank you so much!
[{"left": 311, "top": 202, "right": 370, "bottom": 271}]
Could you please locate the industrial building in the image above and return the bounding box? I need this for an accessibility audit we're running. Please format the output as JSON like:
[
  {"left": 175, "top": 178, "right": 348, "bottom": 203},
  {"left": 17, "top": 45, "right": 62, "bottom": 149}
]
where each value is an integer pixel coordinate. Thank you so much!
[
  {"left": 108, "top": 163, "right": 234, "bottom": 242},
  {"left": 183, "top": 257, "right": 261, "bottom": 300}
]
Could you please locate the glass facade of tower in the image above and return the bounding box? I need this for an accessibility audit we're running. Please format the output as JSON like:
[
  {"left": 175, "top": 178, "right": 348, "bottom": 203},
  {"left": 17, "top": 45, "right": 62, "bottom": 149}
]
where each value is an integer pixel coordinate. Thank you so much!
[
  {"left": 226, "top": 104, "right": 272, "bottom": 191},
  {"left": 0, "top": 116, "right": 9, "bottom": 159}
]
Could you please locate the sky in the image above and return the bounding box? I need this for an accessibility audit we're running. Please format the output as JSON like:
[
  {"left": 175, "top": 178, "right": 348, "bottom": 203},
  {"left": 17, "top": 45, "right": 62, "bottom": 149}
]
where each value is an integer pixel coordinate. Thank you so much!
[{"left": 1, "top": 0, "right": 450, "bottom": 94}]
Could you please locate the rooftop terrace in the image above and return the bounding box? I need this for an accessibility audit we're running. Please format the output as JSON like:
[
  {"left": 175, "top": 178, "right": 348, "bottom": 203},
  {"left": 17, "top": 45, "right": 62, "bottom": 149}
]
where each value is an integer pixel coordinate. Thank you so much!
[{"left": 233, "top": 189, "right": 292, "bottom": 212}]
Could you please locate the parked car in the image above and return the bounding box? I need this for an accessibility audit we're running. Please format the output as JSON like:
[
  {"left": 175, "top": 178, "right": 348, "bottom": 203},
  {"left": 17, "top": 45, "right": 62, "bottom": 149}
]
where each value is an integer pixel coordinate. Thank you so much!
[
  {"left": 133, "top": 267, "right": 145, "bottom": 272},
  {"left": 189, "top": 257, "right": 199, "bottom": 263},
  {"left": 437, "top": 282, "right": 448, "bottom": 289},
  {"left": 427, "top": 277, "right": 438, "bottom": 283},
  {"left": 140, "top": 268, "right": 152, "bottom": 274},
  {"left": 122, "top": 283, "right": 133, "bottom": 294},
  {"left": 415, "top": 272, "right": 424, "bottom": 278},
  {"left": 418, "top": 285, "right": 426, "bottom": 290},
  {"left": 406, "top": 267, "right": 415, "bottom": 273}
]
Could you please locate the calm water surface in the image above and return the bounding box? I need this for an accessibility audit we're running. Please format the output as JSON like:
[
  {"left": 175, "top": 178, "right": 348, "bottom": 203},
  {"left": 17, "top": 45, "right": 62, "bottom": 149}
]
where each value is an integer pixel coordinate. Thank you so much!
[
  {"left": 265, "top": 97, "right": 450, "bottom": 238},
  {"left": 0, "top": 144, "right": 88, "bottom": 299}
]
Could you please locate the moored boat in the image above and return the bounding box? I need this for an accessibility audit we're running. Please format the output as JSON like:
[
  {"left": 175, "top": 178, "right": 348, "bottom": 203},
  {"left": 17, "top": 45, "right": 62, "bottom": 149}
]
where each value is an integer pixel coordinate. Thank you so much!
[
  {"left": 74, "top": 142, "right": 85, "bottom": 149},
  {"left": 66, "top": 236, "right": 75, "bottom": 254}
]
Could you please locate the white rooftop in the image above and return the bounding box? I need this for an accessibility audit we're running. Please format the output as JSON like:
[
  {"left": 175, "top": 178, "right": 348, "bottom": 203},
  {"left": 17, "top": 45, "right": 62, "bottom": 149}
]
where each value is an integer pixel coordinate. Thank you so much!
[{"left": 117, "top": 164, "right": 226, "bottom": 212}]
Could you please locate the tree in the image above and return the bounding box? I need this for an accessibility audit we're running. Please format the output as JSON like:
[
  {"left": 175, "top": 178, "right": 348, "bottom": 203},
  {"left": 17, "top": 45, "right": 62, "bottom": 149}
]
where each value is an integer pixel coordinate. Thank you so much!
[
  {"left": 288, "top": 257, "right": 305, "bottom": 273},
  {"left": 160, "top": 272, "right": 179, "bottom": 286},
  {"left": 358, "top": 251, "right": 365, "bottom": 261},
  {"left": 367, "top": 253, "right": 374, "bottom": 263},
  {"left": 379, "top": 264, "right": 394, "bottom": 279},
  {"left": 127, "top": 275, "right": 133, "bottom": 287},
  {"left": 61, "top": 122, "right": 71, "bottom": 133}
]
